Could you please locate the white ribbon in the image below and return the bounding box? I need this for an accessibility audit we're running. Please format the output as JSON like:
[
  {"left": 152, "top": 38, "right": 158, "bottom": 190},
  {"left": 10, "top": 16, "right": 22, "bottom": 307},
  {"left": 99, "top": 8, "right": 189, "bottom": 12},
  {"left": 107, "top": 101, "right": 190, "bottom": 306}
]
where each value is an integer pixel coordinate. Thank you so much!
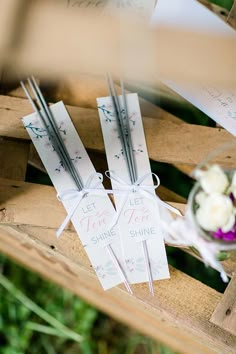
[
  {"left": 57, "top": 172, "right": 104, "bottom": 238},
  {"left": 162, "top": 206, "right": 231, "bottom": 282},
  {"left": 105, "top": 170, "right": 182, "bottom": 229},
  {"left": 57, "top": 170, "right": 181, "bottom": 239}
]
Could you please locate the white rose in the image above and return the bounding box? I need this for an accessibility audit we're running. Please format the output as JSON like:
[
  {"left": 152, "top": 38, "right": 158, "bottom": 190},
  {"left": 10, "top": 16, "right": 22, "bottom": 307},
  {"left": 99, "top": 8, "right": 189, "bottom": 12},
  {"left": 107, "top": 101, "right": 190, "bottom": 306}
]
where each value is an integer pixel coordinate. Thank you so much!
[
  {"left": 196, "top": 193, "right": 235, "bottom": 232},
  {"left": 195, "top": 191, "right": 207, "bottom": 205},
  {"left": 195, "top": 165, "right": 228, "bottom": 194}
]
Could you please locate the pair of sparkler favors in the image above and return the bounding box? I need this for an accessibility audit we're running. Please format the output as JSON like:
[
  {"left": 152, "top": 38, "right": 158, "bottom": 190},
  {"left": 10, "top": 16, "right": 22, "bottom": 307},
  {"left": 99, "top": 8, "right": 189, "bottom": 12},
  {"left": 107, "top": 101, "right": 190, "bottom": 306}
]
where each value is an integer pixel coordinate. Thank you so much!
[{"left": 22, "top": 76, "right": 181, "bottom": 294}]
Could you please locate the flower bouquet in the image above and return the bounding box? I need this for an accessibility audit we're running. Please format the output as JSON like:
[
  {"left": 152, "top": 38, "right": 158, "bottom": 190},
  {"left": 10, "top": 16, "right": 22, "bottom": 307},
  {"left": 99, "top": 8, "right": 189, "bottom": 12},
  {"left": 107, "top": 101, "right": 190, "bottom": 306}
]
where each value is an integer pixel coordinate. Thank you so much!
[
  {"left": 189, "top": 165, "right": 236, "bottom": 244},
  {"left": 161, "top": 163, "right": 236, "bottom": 282}
]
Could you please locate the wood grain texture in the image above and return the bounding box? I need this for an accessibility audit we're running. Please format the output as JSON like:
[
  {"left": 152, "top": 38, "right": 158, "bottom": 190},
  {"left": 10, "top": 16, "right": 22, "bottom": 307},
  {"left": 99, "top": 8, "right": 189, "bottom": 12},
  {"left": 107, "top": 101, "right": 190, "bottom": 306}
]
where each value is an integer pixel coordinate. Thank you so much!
[
  {"left": 211, "top": 275, "right": 236, "bottom": 336},
  {"left": 0, "top": 178, "right": 184, "bottom": 231},
  {"left": 1, "top": 95, "right": 236, "bottom": 169},
  {"left": 28, "top": 147, "right": 186, "bottom": 203},
  {"left": 0, "top": 222, "right": 236, "bottom": 354},
  {"left": 28, "top": 144, "right": 46, "bottom": 172},
  {"left": 3, "top": 177, "right": 236, "bottom": 277},
  {"left": 222, "top": 251, "right": 236, "bottom": 278},
  {"left": 2, "top": 1, "right": 235, "bottom": 88},
  {"left": 0, "top": 138, "right": 29, "bottom": 180},
  {"left": 0, "top": 0, "right": 23, "bottom": 61},
  {"left": 207, "top": 2, "right": 236, "bottom": 338},
  {"left": 7, "top": 78, "right": 182, "bottom": 124}
]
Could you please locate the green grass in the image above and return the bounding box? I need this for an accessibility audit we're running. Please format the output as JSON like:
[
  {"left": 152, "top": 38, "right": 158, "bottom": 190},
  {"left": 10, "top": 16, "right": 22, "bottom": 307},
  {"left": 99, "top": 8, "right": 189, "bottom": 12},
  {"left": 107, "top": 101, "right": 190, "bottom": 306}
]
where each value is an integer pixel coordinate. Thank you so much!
[
  {"left": 211, "top": 0, "right": 234, "bottom": 10},
  {"left": 0, "top": 255, "right": 175, "bottom": 354}
]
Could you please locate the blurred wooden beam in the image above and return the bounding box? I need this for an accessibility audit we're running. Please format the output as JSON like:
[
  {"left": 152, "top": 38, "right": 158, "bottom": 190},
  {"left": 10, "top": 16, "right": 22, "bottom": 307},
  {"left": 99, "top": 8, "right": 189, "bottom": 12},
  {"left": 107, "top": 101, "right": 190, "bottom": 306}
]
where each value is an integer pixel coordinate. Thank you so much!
[
  {"left": 0, "top": 1, "right": 234, "bottom": 87},
  {"left": 1, "top": 95, "right": 236, "bottom": 169},
  {"left": 0, "top": 0, "right": 24, "bottom": 64}
]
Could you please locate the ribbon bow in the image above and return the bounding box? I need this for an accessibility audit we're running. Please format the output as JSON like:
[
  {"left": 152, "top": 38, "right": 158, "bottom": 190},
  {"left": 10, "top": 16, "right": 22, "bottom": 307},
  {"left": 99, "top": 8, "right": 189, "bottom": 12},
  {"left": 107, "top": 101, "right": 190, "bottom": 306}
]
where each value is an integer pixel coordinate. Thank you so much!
[
  {"left": 106, "top": 171, "right": 182, "bottom": 229},
  {"left": 57, "top": 172, "right": 103, "bottom": 237}
]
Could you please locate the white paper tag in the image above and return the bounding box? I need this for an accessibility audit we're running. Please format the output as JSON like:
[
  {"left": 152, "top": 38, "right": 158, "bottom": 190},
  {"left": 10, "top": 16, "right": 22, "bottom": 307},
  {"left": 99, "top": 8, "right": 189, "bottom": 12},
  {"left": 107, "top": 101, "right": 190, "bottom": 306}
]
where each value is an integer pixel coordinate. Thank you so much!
[
  {"left": 151, "top": 0, "right": 236, "bottom": 136},
  {"left": 67, "top": 0, "right": 156, "bottom": 18},
  {"left": 23, "top": 101, "right": 123, "bottom": 290},
  {"left": 97, "top": 93, "right": 170, "bottom": 284}
]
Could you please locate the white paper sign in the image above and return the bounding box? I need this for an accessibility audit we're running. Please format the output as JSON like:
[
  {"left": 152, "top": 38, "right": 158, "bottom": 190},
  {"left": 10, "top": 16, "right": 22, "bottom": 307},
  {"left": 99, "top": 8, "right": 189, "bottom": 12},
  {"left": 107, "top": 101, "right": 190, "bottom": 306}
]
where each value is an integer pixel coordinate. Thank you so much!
[
  {"left": 67, "top": 0, "right": 156, "bottom": 18},
  {"left": 97, "top": 93, "right": 170, "bottom": 284},
  {"left": 23, "top": 101, "right": 124, "bottom": 290},
  {"left": 151, "top": 0, "right": 236, "bottom": 136}
]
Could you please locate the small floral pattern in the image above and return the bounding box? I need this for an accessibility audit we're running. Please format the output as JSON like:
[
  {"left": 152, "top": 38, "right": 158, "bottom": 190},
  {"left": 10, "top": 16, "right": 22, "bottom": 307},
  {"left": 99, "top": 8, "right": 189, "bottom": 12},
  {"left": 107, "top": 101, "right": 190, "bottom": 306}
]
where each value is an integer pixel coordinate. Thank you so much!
[
  {"left": 55, "top": 152, "right": 82, "bottom": 173},
  {"left": 125, "top": 257, "right": 145, "bottom": 273},
  {"left": 25, "top": 120, "right": 82, "bottom": 173},
  {"left": 150, "top": 259, "right": 167, "bottom": 277},
  {"left": 98, "top": 104, "right": 136, "bottom": 126},
  {"left": 25, "top": 121, "right": 66, "bottom": 139},
  {"left": 114, "top": 145, "right": 144, "bottom": 159},
  {"left": 94, "top": 261, "right": 117, "bottom": 279}
]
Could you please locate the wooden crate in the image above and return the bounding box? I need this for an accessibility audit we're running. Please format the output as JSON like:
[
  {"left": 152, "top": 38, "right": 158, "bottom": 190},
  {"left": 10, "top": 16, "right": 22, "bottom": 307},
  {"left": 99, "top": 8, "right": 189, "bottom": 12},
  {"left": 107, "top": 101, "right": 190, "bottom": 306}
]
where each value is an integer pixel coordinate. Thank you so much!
[{"left": 0, "top": 1, "right": 236, "bottom": 353}]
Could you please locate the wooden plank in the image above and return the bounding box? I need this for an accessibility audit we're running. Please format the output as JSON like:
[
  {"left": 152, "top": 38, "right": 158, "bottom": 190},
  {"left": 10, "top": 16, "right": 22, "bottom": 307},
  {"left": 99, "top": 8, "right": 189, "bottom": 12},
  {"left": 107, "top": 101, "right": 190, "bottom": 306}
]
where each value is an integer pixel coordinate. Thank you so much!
[
  {"left": 28, "top": 143, "right": 45, "bottom": 172},
  {"left": 28, "top": 147, "right": 186, "bottom": 203},
  {"left": 208, "top": 3, "right": 236, "bottom": 338},
  {"left": 0, "top": 137, "right": 29, "bottom": 180},
  {"left": 50, "top": 76, "right": 182, "bottom": 123},
  {"left": 211, "top": 275, "right": 236, "bottom": 336},
  {"left": 0, "top": 177, "right": 185, "bottom": 230},
  {"left": 222, "top": 251, "right": 236, "bottom": 278},
  {"left": 7, "top": 78, "right": 182, "bottom": 124},
  {"left": 1, "top": 95, "right": 236, "bottom": 169},
  {"left": 0, "top": 222, "right": 236, "bottom": 354},
  {"left": 0, "top": 0, "right": 23, "bottom": 62},
  {"left": 3, "top": 177, "right": 236, "bottom": 274},
  {"left": 157, "top": 185, "right": 186, "bottom": 204},
  {"left": 2, "top": 176, "right": 236, "bottom": 277},
  {"left": 228, "top": 0, "right": 236, "bottom": 29},
  {"left": 4, "top": 1, "right": 234, "bottom": 88}
]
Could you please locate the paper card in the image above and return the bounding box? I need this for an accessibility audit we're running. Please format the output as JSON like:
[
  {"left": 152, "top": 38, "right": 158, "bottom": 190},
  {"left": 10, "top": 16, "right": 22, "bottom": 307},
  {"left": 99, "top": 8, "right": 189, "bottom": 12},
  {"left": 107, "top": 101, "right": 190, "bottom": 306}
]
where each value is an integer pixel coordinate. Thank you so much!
[
  {"left": 151, "top": 0, "right": 236, "bottom": 136},
  {"left": 22, "top": 101, "right": 123, "bottom": 290},
  {"left": 97, "top": 93, "right": 170, "bottom": 284},
  {"left": 67, "top": 0, "right": 156, "bottom": 18}
]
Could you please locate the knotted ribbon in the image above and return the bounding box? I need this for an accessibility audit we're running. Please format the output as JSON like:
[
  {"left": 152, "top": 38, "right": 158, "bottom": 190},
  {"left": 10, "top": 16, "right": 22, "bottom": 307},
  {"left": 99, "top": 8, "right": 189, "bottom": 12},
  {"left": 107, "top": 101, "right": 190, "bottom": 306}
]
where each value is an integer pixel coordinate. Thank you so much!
[
  {"left": 57, "top": 172, "right": 104, "bottom": 237},
  {"left": 105, "top": 171, "right": 182, "bottom": 229},
  {"left": 57, "top": 170, "right": 181, "bottom": 238},
  {"left": 162, "top": 207, "right": 230, "bottom": 282}
]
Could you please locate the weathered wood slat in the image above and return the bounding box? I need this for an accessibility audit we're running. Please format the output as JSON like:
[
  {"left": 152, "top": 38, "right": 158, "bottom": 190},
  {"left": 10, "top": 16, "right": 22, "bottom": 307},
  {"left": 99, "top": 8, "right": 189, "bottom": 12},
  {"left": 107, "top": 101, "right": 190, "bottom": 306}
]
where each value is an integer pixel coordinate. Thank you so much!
[
  {"left": 0, "top": 178, "right": 185, "bottom": 231},
  {"left": 7, "top": 78, "right": 182, "bottom": 124},
  {"left": 0, "top": 221, "right": 236, "bottom": 354},
  {"left": 222, "top": 251, "right": 236, "bottom": 278},
  {"left": 0, "top": 95, "right": 236, "bottom": 168},
  {"left": 3, "top": 177, "right": 236, "bottom": 278},
  {"left": 0, "top": 137, "right": 29, "bottom": 180},
  {"left": 193, "top": 4, "right": 236, "bottom": 337},
  {"left": 211, "top": 275, "right": 236, "bottom": 336}
]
